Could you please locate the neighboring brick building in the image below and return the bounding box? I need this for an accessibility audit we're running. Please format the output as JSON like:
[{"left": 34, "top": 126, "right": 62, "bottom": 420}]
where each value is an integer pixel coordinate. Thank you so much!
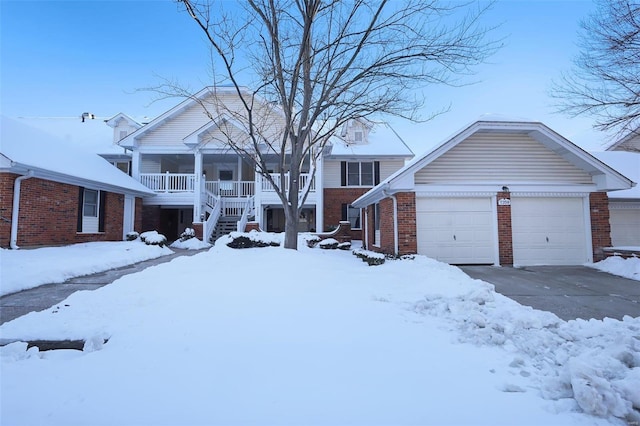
[
  {"left": 1, "top": 116, "right": 153, "bottom": 248},
  {"left": 352, "top": 120, "right": 635, "bottom": 266}
]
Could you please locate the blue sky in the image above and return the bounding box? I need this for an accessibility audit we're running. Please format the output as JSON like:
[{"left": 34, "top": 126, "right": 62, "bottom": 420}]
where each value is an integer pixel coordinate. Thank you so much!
[{"left": 1, "top": 0, "right": 608, "bottom": 154}]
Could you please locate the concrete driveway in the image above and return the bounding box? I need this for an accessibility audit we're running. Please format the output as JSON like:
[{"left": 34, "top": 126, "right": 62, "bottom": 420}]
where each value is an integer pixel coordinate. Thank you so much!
[{"left": 459, "top": 265, "right": 640, "bottom": 321}]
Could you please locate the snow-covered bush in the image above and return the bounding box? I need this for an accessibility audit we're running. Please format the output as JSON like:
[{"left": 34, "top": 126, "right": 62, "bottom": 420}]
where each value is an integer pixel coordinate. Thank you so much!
[
  {"left": 125, "top": 231, "right": 139, "bottom": 242},
  {"left": 353, "top": 248, "right": 385, "bottom": 266},
  {"left": 338, "top": 241, "right": 351, "bottom": 250},
  {"left": 226, "top": 230, "right": 281, "bottom": 249},
  {"left": 304, "top": 235, "right": 321, "bottom": 248},
  {"left": 178, "top": 228, "right": 196, "bottom": 242},
  {"left": 139, "top": 231, "right": 167, "bottom": 247},
  {"left": 319, "top": 238, "right": 339, "bottom": 250}
]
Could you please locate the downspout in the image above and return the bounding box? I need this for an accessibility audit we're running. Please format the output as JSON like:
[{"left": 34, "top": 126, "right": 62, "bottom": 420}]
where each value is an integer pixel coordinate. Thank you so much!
[
  {"left": 382, "top": 185, "right": 399, "bottom": 256},
  {"left": 10, "top": 171, "right": 34, "bottom": 249}
]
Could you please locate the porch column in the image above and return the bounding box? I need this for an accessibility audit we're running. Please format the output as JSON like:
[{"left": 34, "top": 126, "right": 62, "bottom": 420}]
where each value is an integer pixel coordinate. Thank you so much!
[
  {"left": 194, "top": 150, "right": 203, "bottom": 223},
  {"left": 315, "top": 152, "right": 324, "bottom": 233},
  {"left": 131, "top": 151, "right": 141, "bottom": 180},
  {"left": 237, "top": 156, "right": 243, "bottom": 187},
  {"left": 254, "top": 165, "right": 262, "bottom": 227}
]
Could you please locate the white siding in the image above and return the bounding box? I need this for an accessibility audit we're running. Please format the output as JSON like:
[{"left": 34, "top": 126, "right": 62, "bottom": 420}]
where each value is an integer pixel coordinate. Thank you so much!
[
  {"left": 614, "top": 134, "right": 640, "bottom": 152},
  {"left": 415, "top": 133, "right": 593, "bottom": 184},
  {"left": 141, "top": 157, "right": 161, "bottom": 173},
  {"left": 609, "top": 202, "right": 640, "bottom": 246},
  {"left": 138, "top": 104, "right": 212, "bottom": 147},
  {"left": 323, "top": 158, "right": 405, "bottom": 188}
]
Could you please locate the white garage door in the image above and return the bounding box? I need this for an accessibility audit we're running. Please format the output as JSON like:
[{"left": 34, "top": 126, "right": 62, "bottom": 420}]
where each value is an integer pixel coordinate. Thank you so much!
[
  {"left": 609, "top": 203, "right": 640, "bottom": 247},
  {"left": 416, "top": 197, "right": 495, "bottom": 264},
  {"left": 511, "top": 197, "right": 589, "bottom": 266}
]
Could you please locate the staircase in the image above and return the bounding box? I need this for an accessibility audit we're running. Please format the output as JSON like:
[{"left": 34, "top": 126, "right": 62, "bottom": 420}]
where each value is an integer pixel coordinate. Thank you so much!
[{"left": 210, "top": 216, "right": 240, "bottom": 243}]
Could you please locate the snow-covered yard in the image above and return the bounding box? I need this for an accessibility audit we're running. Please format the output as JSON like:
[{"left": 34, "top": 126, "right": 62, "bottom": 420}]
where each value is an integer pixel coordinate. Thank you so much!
[{"left": 1, "top": 234, "right": 639, "bottom": 425}]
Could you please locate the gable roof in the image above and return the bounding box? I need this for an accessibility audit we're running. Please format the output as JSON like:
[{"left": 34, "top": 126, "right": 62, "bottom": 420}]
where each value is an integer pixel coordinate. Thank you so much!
[
  {"left": 590, "top": 151, "right": 640, "bottom": 199},
  {"left": 0, "top": 116, "right": 154, "bottom": 197},
  {"left": 352, "top": 119, "right": 635, "bottom": 208},
  {"left": 117, "top": 86, "right": 264, "bottom": 150},
  {"left": 325, "top": 122, "right": 414, "bottom": 158},
  {"left": 606, "top": 129, "right": 640, "bottom": 152}
]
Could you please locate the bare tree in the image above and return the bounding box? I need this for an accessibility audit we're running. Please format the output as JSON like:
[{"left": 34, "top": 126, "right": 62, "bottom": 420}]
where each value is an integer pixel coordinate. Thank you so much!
[
  {"left": 552, "top": 0, "right": 640, "bottom": 138},
  {"left": 174, "top": 0, "right": 498, "bottom": 249}
]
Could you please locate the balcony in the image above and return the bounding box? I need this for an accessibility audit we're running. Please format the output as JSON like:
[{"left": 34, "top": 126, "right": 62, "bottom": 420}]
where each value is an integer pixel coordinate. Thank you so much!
[{"left": 139, "top": 172, "right": 316, "bottom": 205}]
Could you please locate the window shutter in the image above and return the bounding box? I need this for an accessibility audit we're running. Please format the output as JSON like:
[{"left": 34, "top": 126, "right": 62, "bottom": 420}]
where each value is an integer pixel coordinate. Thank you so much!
[
  {"left": 98, "top": 191, "right": 106, "bottom": 232},
  {"left": 77, "top": 187, "right": 84, "bottom": 232},
  {"left": 341, "top": 203, "right": 348, "bottom": 221},
  {"left": 374, "top": 161, "right": 380, "bottom": 185},
  {"left": 340, "top": 162, "right": 346, "bottom": 186}
]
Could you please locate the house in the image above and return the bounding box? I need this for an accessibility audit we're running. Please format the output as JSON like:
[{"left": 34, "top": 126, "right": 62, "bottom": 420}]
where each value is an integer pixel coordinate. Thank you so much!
[
  {"left": 0, "top": 116, "right": 154, "bottom": 249},
  {"left": 589, "top": 130, "right": 640, "bottom": 248},
  {"left": 351, "top": 119, "right": 636, "bottom": 266},
  {"left": 113, "top": 86, "right": 412, "bottom": 242}
]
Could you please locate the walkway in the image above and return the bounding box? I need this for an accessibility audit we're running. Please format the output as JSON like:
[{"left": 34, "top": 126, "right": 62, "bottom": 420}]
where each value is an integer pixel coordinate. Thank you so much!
[{"left": 0, "top": 248, "right": 207, "bottom": 325}]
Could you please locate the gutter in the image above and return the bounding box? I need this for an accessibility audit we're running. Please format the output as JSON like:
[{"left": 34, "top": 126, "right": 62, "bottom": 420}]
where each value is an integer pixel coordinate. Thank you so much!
[{"left": 10, "top": 171, "right": 34, "bottom": 249}]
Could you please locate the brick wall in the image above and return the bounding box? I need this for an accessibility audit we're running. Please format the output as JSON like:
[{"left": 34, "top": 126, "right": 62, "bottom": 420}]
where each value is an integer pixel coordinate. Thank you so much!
[
  {"left": 361, "top": 192, "right": 417, "bottom": 256},
  {"left": 589, "top": 192, "right": 611, "bottom": 262},
  {"left": 0, "top": 174, "right": 125, "bottom": 248},
  {"left": 135, "top": 198, "right": 144, "bottom": 232},
  {"left": 496, "top": 191, "right": 513, "bottom": 265},
  {"left": 323, "top": 188, "right": 369, "bottom": 239},
  {"left": 396, "top": 192, "right": 417, "bottom": 255},
  {"left": 141, "top": 205, "right": 162, "bottom": 233}
]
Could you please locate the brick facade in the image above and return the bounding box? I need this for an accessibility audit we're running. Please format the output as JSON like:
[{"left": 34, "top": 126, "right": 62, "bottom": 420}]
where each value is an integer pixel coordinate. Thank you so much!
[
  {"left": 323, "top": 188, "right": 370, "bottom": 239},
  {"left": 589, "top": 192, "right": 612, "bottom": 262},
  {"left": 141, "top": 205, "right": 162, "bottom": 234},
  {"left": 362, "top": 191, "right": 613, "bottom": 264},
  {"left": 0, "top": 173, "right": 130, "bottom": 248},
  {"left": 361, "top": 192, "right": 417, "bottom": 256},
  {"left": 496, "top": 191, "right": 513, "bottom": 265}
]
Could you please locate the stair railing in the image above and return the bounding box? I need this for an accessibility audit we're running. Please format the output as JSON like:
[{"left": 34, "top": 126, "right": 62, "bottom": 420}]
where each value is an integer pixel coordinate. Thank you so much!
[
  {"left": 204, "top": 197, "right": 223, "bottom": 243},
  {"left": 236, "top": 196, "right": 255, "bottom": 232}
]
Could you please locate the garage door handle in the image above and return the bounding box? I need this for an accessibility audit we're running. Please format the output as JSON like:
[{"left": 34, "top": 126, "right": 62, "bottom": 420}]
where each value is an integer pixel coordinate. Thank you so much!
[
  {"left": 546, "top": 237, "right": 549, "bottom": 242},
  {"left": 453, "top": 235, "right": 456, "bottom": 241}
]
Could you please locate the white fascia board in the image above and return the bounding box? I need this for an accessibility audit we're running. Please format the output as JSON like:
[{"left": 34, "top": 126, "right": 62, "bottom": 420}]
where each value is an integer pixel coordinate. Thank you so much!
[
  {"left": 0, "top": 154, "right": 12, "bottom": 168},
  {"left": 414, "top": 183, "right": 598, "bottom": 194},
  {"left": 105, "top": 113, "right": 142, "bottom": 129},
  {"left": 5, "top": 163, "right": 155, "bottom": 197},
  {"left": 138, "top": 146, "right": 194, "bottom": 154}
]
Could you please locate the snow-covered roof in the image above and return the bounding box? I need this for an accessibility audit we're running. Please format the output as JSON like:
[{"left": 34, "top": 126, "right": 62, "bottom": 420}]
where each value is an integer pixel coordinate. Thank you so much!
[
  {"left": 325, "top": 122, "right": 414, "bottom": 158},
  {"left": 9, "top": 116, "right": 128, "bottom": 157},
  {"left": 590, "top": 151, "right": 640, "bottom": 199},
  {"left": 352, "top": 120, "right": 635, "bottom": 208},
  {"left": 0, "top": 116, "right": 154, "bottom": 197}
]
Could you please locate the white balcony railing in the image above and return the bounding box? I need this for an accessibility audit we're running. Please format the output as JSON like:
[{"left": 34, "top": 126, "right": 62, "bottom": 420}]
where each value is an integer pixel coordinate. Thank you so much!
[
  {"left": 139, "top": 172, "right": 315, "bottom": 196},
  {"left": 262, "top": 173, "right": 315, "bottom": 192},
  {"left": 205, "top": 181, "right": 255, "bottom": 197},
  {"left": 139, "top": 172, "right": 196, "bottom": 192}
]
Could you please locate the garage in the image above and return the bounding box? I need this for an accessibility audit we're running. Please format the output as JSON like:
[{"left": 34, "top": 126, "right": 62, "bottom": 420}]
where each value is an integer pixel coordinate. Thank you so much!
[
  {"left": 511, "top": 197, "right": 589, "bottom": 266},
  {"left": 609, "top": 202, "right": 640, "bottom": 247},
  {"left": 416, "top": 197, "right": 495, "bottom": 264}
]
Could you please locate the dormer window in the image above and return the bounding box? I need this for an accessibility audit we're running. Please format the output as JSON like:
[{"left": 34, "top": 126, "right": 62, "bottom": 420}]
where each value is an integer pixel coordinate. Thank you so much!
[
  {"left": 354, "top": 131, "right": 363, "bottom": 143},
  {"left": 119, "top": 130, "right": 128, "bottom": 140}
]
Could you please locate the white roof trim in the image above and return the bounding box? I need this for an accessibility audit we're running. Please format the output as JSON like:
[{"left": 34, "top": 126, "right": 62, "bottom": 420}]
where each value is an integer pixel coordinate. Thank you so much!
[{"left": 352, "top": 120, "right": 635, "bottom": 208}]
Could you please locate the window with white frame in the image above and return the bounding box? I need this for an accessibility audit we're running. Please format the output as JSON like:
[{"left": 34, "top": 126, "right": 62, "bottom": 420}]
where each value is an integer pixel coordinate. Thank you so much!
[{"left": 79, "top": 188, "right": 102, "bottom": 234}]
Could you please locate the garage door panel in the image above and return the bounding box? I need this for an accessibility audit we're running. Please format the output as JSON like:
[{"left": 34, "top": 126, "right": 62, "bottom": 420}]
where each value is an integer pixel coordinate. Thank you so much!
[
  {"left": 609, "top": 206, "right": 640, "bottom": 247},
  {"left": 512, "top": 197, "right": 588, "bottom": 266},
  {"left": 416, "top": 197, "right": 495, "bottom": 264}
]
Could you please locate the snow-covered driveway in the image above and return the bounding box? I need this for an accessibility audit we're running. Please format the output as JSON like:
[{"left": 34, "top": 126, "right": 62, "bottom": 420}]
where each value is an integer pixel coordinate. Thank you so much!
[{"left": 1, "top": 236, "right": 637, "bottom": 425}]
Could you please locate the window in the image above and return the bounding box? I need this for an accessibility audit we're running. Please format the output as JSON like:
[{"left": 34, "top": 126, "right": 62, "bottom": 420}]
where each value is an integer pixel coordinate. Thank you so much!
[
  {"left": 112, "top": 161, "right": 131, "bottom": 175},
  {"left": 119, "top": 130, "right": 128, "bottom": 140},
  {"left": 354, "top": 131, "right": 363, "bottom": 143},
  {"left": 341, "top": 161, "right": 380, "bottom": 187},
  {"left": 83, "top": 189, "right": 98, "bottom": 217},
  {"left": 341, "top": 204, "right": 361, "bottom": 229},
  {"left": 78, "top": 188, "right": 105, "bottom": 234}
]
